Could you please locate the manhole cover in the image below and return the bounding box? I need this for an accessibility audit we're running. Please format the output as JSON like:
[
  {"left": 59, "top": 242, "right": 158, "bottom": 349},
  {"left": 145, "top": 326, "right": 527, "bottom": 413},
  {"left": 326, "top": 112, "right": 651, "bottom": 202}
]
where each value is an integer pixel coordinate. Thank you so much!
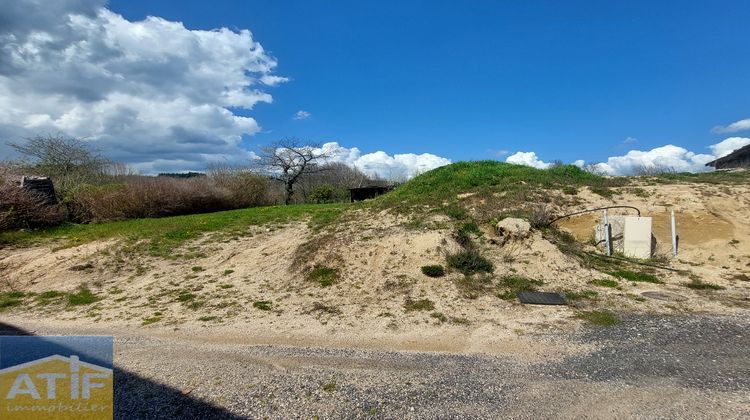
[
  {"left": 517, "top": 291, "right": 567, "bottom": 305},
  {"left": 641, "top": 291, "right": 688, "bottom": 302}
]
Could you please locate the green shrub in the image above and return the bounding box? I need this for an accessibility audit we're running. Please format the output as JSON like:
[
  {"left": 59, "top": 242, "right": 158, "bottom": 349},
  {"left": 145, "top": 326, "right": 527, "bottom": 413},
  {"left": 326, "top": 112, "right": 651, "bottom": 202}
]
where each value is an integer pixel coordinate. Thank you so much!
[
  {"left": 307, "top": 184, "right": 348, "bottom": 204},
  {"left": 67, "top": 287, "right": 97, "bottom": 306},
  {"left": 308, "top": 266, "right": 339, "bottom": 287},
  {"left": 446, "top": 250, "right": 494, "bottom": 275},
  {"left": 421, "top": 265, "right": 445, "bottom": 277}
]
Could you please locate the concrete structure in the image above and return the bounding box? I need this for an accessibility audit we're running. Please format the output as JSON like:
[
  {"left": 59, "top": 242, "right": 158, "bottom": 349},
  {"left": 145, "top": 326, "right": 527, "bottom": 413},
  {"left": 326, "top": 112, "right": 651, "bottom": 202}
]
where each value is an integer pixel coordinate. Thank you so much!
[
  {"left": 623, "top": 216, "right": 653, "bottom": 259},
  {"left": 596, "top": 215, "right": 654, "bottom": 259}
]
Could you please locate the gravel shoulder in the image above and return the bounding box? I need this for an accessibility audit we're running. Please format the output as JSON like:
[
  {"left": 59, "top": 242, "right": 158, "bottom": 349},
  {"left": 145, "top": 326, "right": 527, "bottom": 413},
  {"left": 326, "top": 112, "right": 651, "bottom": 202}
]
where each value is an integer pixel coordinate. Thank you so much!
[{"left": 2, "top": 313, "right": 748, "bottom": 419}]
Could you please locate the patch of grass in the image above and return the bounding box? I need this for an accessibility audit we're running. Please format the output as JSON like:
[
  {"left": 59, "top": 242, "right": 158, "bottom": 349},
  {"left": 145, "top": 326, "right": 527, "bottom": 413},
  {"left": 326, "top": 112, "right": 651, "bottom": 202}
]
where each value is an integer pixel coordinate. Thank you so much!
[
  {"left": 590, "top": 186, "right": 616, "bottom": 198},
  {"left": 67, "top": 286, "right": 98, "bottom": 306},
  {"left": 0, "top": 203, "right": 347, "bottom": 256},
  {"left": 218, "top": 284, "right": 234, "bottom": 289},
  {"left": 198, "top": 315, "right": 219, "bottom": 322},
  {"left": 575, "top": 310, "right": 619, "bottom": 326},
  {"left": 589, "top": 278, "right": 620, "bottom": 288},
  {"left": 308, "top": 266, "right": 339, "bottom": 287},
  {"left": 191, "top": 266, "right": 204, "bottom": 272},
  {"left": 446, "top": 250, "right": 494, "bottom": 275},
  {"left": 176, "top": 291, "right": 196, "bottom": 302},
  {"left": 322, "top": 383, "right": 336, "bottom": 392},
  {"left": 141, "top": 316, "right": 162, "bottom": 326},
  {"left": 565, "top": 289, "right": 599, "bottom": 300},
  {"left": 561, "top": 186, "right": 578, "bottom": 195},
  {"left": 459, "top": 222, "right": 482, "bottom": 236},
  {"left": 430, "top": 312, "right": 448, "bottom": 323},
  {"left": 309, "top": 301, "right": 342, "bottom": 316},
  {"left": 420, "top": 265, "right": 445, "bottom": 277},
  {"left": 0, "top": 291, "right": 24, "bottom": 310},
  {"left": 683, "top": 279, "right": 725, "bottom": 290},
  {"left": 253, "top": 300, "right": 272, "bottom": 311},
  {"left": 222, "top": 269, "right": 235, "bottom": 276},
  {"left": 608, "top": 270, "right": 662, "bottom": 284},
  {"left": 443, "top": 205, "right": 467, "bottom": 220},
  {"left": 403, "top": 298, "right": 435, "bottom": 312}
]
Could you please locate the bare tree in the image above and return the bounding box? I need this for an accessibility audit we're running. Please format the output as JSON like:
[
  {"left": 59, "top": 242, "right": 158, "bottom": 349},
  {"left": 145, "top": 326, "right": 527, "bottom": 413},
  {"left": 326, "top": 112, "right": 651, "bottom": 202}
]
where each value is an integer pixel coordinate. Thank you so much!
[{"left": 257, "top": 139, "right": 331, "bottom": 205}]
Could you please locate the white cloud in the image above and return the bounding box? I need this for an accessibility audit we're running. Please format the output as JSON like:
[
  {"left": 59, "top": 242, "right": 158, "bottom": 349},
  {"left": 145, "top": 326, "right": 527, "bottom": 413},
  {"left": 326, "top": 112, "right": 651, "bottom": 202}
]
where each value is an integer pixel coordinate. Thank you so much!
[
  {"left": 293, "top": 110, "right": 311, "bottom": 120},
  {"left": 0, "top": 0, "right": 286, "bottom": 172},
  {"left": 316, "top": 142, "right": 451, "bottom": 180},
  {"left": 712, "top": 118, "right": 750, "bottom": 134},
  {"left": 505, "top": 151, "right": 551, "bottom": 169},
  {"left": 709, "top": 137, "right": 750, "bottom": 158},
  {"left": 506, "top": 137, "right": 750, "bottom": 176},
  {"left": 622, "top": 136, "right": 638, "bottom": 145}
]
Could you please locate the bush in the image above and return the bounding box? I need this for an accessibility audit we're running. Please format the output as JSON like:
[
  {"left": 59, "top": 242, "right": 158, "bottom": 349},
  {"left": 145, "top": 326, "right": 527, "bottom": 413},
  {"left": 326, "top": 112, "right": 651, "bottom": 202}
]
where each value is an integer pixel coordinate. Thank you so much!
[
  {"left": 421, "top": 265, "right": 445, "bottom": 277},
  {"left": 307, "top": 184, "right": 348, "bottom": 204},
  {"left": 308, "top": 266, "right": 339, "bottom": 287},
  {"left": 67, "top": 286, "right": 97, "bottom": 306},
  {"left": 0, "top": 185, "right": 64, "bottom": 232},
  {"left": 69, "top": 173, "right": 270, "bottom": 222},
  {"left": 446, "top": 250, "right": 494, "bottom": 275}
]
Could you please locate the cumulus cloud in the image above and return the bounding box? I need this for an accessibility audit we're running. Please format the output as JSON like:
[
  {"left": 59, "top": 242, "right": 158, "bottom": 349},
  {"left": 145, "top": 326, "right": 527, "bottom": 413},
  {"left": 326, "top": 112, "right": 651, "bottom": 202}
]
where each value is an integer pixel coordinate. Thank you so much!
[
  {"left": 316, "top": 142, "right": 451, "bottom": 180},
  {"left": 712, "top": 118, "right": 750, "bottom": 134},
  {"left": 0, "top": 0, "right": 285, "bottom": 172},
  {"left": 505, "top": 151, "right": 551, "bottom": 169},
  {"left": 505, "top": 137, "right": 750, "bottom": 176},
  {"left": 709, "top": 137, "right": 750, "bottom": 158},
  {"left": 293, "top": 110, "right": 311, "bottom": 120}
]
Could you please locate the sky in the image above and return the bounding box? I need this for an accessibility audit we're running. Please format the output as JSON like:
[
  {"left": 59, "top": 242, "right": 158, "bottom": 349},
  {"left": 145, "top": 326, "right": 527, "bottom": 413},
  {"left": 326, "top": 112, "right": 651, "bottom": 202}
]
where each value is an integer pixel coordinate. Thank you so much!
[{"left": 1, "top": 0, "right": 749, "bottom": 177}]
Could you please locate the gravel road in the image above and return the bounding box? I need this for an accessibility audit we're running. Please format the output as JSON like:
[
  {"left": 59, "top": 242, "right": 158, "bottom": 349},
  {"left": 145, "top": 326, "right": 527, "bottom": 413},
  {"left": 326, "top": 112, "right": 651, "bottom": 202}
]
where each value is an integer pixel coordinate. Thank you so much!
[
  {"left": 3, "top": 314, "right": 748, "bottom": 419},
  {"left": 107, "top": 314, "right": 750, "bottom": 419}
]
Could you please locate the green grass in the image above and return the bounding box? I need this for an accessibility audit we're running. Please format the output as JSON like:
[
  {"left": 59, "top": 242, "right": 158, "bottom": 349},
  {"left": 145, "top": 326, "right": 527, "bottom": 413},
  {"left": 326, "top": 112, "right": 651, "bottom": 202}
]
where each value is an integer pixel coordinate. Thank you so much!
[
  {"left": 645, "top": 170, "right": 750, "bottom": 185},
  {"left": 608, "top": 270, "right": 662, "bottom": 284},
  {"left": 308, "top": 266, "right": 339, "bottom": 287},
  {"left": 683, "top": 279, "right": 725, "bottom": 290},
  {"left": 67, "top": 287, "right": 98, "bottom": 306},
  {"left": 420, "top": 265, "right": 445, "bottom": 277},
  {"left": 0, "top": 203, "right": 346, "bottom": 257},
  {"left": 575, "top": 310, "right": 619, "bottom": 326},
  {"left": 198, "top": 315, "right": 219, "bottom": 322},
  {"left": 0, "top": 291, "right": 25, "bottom": 310},
  {"left": 253, "top": 300, "right": 272, "bottom": 311},
  {"left": 141, "top": 316, "right": 162, "bottom": 326},
  {"left": 589, "top": 278, "right": 620, "bottom": 288},
  {"left": 404, "top": 298, "right": 435, "bottom": 312},
  {"left": 375, "top": 161, "right": 613, "bottom": 207},
  {"left": 564, "top": 289, "right": 599, "bottom": 300}
]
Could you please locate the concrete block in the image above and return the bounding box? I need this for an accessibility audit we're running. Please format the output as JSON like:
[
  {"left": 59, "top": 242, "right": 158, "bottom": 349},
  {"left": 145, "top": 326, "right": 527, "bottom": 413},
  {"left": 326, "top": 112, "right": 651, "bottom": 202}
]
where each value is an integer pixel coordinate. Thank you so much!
[{"left": 623, "top": 216, "right": 652, "bottom": 259}]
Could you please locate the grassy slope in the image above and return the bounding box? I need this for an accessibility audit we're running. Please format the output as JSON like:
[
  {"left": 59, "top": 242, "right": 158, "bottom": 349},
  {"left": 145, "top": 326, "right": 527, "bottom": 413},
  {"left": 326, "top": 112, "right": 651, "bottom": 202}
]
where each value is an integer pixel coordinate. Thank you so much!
[
  {"left": 0, "top": 203, "right": 345, "bottom": 256},
  {"left": 374, "top": 161, "right": 617, "bottom": 210}
]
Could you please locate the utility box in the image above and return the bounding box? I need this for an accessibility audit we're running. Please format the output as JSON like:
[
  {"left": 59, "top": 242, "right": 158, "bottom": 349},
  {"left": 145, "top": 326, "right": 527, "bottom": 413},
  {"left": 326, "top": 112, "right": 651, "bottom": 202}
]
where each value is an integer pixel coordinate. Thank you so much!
[{"left": 623, "top": 216, "right": 652, "bottom": 259}]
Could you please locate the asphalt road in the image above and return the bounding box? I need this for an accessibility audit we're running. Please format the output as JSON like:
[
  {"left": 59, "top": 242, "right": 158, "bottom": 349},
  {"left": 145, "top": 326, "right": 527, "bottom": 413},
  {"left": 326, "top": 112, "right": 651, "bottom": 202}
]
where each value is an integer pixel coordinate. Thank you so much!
[{"left": 108, "top": 314, "right": 749, "bottom": 419}]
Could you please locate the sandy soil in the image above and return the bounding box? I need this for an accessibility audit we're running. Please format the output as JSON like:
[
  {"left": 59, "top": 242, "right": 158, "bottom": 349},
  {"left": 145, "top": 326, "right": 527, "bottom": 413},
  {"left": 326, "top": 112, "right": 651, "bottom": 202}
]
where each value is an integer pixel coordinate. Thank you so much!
[{"left": 1, "top": 181, "right": 749, "bottom": 352}]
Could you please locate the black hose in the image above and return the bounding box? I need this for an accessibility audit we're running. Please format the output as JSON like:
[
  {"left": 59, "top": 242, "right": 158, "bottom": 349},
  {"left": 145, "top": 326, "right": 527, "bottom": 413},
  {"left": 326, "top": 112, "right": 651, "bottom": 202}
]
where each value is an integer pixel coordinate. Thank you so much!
[{"left": 549, "top": 205, "right": 641, "bottom": 225}]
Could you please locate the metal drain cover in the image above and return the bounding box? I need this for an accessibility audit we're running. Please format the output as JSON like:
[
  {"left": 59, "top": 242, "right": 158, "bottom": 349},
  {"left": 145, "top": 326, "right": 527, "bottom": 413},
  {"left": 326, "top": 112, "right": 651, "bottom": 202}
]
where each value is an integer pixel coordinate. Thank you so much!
[
  {"left": 517, "top": 291, "right": 567, "bottom": 305},
  {"left": 641, "top": 291, "right": 688, "bottom": 302}
]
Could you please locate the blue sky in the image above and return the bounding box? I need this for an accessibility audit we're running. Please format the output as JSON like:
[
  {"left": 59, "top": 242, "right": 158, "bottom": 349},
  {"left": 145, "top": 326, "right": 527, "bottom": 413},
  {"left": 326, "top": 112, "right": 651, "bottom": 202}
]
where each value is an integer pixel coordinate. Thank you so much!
[
  {"left": 109, "top": 0, "right": 750, "bottom": 164},
  {"left": 2, "top": 1, "right": 749, "bottom": 175}
]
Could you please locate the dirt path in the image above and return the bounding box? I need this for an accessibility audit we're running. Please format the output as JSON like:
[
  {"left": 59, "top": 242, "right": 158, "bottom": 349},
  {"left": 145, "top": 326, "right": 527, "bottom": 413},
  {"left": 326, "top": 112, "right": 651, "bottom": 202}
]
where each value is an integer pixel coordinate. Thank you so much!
[{"left": 2, "top": 314, "right": 748, "bottom": 419}]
